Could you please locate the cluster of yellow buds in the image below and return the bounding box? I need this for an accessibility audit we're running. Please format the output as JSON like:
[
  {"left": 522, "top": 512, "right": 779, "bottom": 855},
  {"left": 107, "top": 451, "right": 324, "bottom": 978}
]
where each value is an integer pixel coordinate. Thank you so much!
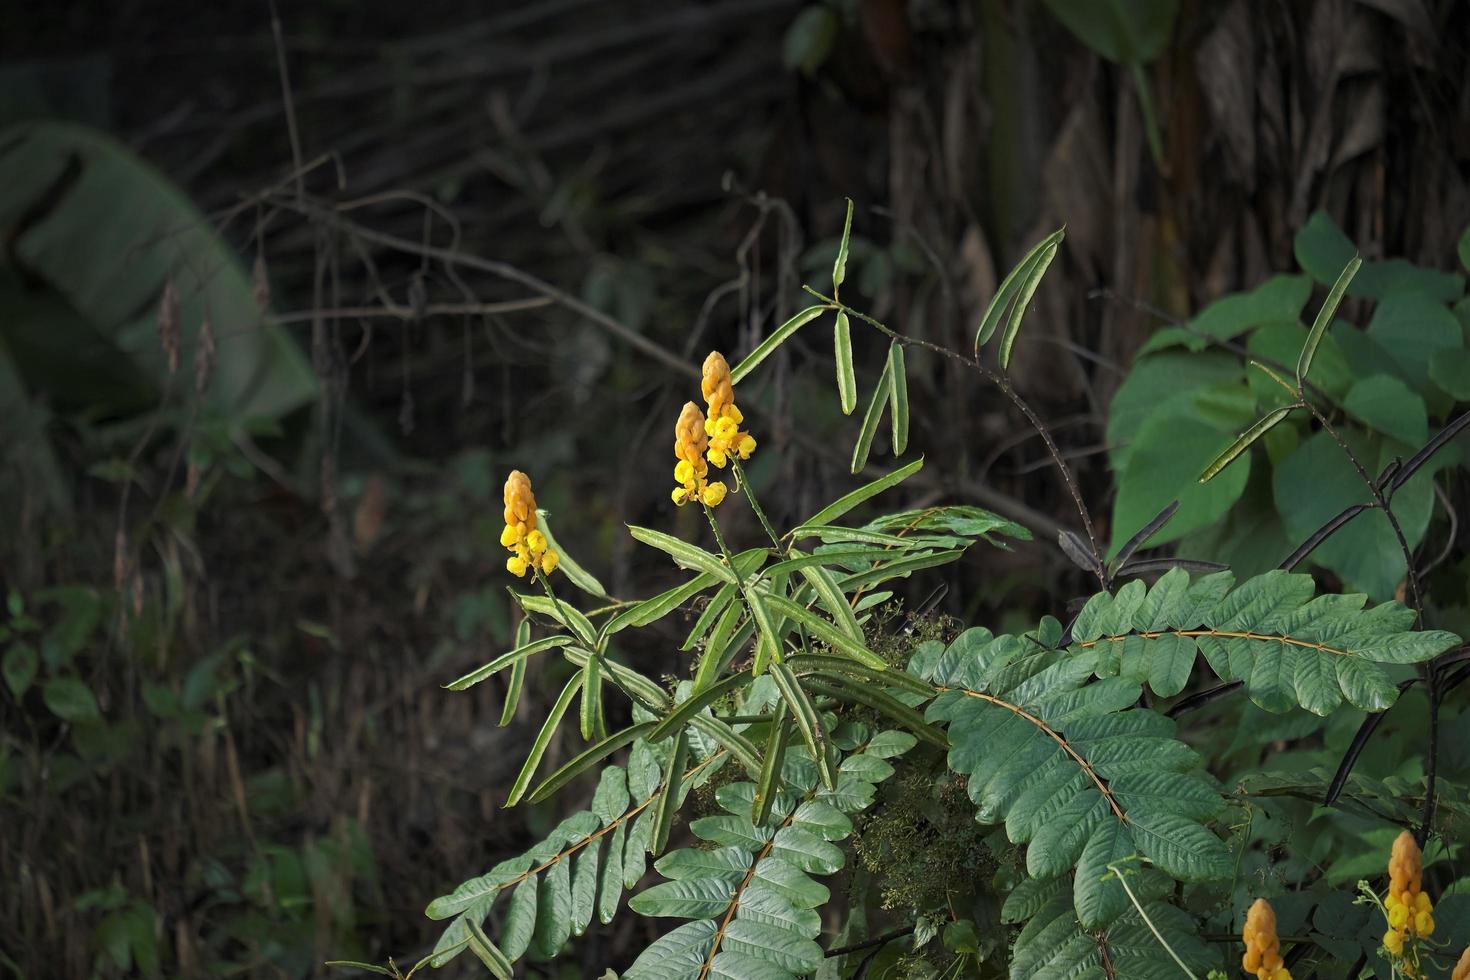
[
  {"left": 700, "top": 352, "right": 756, "bottom": 468},
  {"left": 672, "top": 402, "right": 728, "bottom": 507},
  {"left": 1242, "top": 898, "right": 1292, "bottom": 980},
  {"left": 500, "top": 470, "right": 558, "bottom": 577},
  {"left": 1383, "top": 830, "right": 1434, "bottom": 957}
]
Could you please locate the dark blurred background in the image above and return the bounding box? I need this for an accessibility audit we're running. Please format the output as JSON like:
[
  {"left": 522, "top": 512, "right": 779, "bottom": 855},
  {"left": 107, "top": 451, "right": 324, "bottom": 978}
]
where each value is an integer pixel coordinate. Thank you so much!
[{"left": 3, "top": 1, "right": 1468, "bottom": 976}]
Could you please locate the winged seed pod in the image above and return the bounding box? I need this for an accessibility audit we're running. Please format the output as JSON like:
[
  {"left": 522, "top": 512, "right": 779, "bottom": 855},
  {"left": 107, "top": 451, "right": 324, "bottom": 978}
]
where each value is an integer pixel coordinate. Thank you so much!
[
  {"left": 671, "top": 401, "right": 726, "bottom": 507},
  {"left": 500, "top": 470, "right": 557, "bottom": 577},
  {"left": 159, "top": 279, "right": 180, "bottom": 374},
  {"left": 1242, "top": 898, "right": 1292, "bottom": 980},
  {"left": 699, "top": 351, "right": 756, "bottom": 468},
  {"left": 195, "top": 317, "right": 216, "bottom": 396},
  {"left": 251, "top": 254, "right": 271, "bottom": 313}
]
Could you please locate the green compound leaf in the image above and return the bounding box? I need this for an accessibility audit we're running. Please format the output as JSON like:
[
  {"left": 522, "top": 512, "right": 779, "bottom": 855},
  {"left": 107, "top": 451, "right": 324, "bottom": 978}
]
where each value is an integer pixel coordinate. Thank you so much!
[
  {"left": 627, "top": 526, "right": 738, "bottom": 584},
  {"left": 1070, "top": 567, "right": 1460, "bottom": 713},
  {"left": 426, "top": 744, "right": 683, "bottom": 971},
  {"left": 850, "top": 361, "right": 892, "bottom": 475},
  {"left": 730, "top": 306, "right": 826, "bottom": 385},
  {"left": 803, "top": 456, "right": 923, "bottom": 528},
  {"left": 832, "top": 198, "right": 853, "bottom": 292},
  {"left": 974, "top": 227, "right": 1065, "bottom": 353},
  {"left": 624, "top": 735, "right": 913, "bottom": 979},
  {"left": 1297, "top": 254, "right": 1360, "bottom": 386},
  {"left": 1198, "top": 404, "right": 1297, "bottom": 483},
  {"left": 1007, "top": 881, "right": 1221, "bottom": 979},
  {"left": 886, "top": 342, "right": 909, "bottom": 454},
  {"left": 918, "top": 626, "right": 1234, "bottom": 927},
  {"left": 998, "top": 239, "right": 1060, "bottom": 372},
  {"left": 536, "top": 509, "right": 607, "bottom": 598},
  {"left": 834, "top": 312, "right": 857, "bottom": 414}
]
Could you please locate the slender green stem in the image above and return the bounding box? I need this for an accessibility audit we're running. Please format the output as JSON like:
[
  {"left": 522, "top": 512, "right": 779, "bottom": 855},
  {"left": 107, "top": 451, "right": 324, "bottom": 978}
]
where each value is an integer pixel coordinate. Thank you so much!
[
  {"left": 802, "top": 285, "right": 1105, "bottom": 587},
  {"left": 703, "top": 503, "right": 739, "bottom": 573},
  {"left": 1106, "top": 863, "right": 1198, "bottom": 979},
  {"left": 732, "top": 459, "right": 783, "bottom": 551}
]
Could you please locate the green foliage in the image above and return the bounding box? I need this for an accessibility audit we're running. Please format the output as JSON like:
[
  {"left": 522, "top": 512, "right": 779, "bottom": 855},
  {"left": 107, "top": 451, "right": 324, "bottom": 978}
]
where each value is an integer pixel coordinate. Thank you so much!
[
  {"left": 425, "top": 745, "right": 677, "bottom": 971},
  {"left": 917, "top": 623, "right": 1232, "bottom": 922},
  {"left": 624, "top": 733, "right": 913, "bottom": 979},
  {"left": 328, "top": 203, "right": 1469, "bottom": 980},
  {"left": 1005, "top": 879, "right": 1218, "bottom": 979},
  {"left": 1070, "top": 568, "right": 1457, "bottom": 713},
  {"left": 1109, "top": 211, "right": 1467, "bottom": 597}
]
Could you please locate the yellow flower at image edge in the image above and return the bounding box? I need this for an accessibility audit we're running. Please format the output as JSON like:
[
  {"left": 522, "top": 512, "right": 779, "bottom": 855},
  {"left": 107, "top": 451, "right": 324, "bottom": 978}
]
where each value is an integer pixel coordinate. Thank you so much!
[
  {"left": 1242, "top": 898, "right": 1292, "bottom": 980},
  {"left": 700, "top": 351, "right": 756, "bottom": 469},
  {"left": 1383, "top": 831, "right": 1434, "bottom": 955},
  {"left": 671, "top": 401, "right": 727, "bottom": 508},
  {"left": 500, "top": 469, "right": 559, "bottom": 577},
  {"left": 1451, "top": 945, "right": 1470, "bottom": 980}
]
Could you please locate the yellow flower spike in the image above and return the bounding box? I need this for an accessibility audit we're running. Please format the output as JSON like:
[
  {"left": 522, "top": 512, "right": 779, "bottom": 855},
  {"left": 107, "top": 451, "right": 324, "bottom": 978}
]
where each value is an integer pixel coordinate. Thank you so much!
[
  {"left": 701, "top": 481, "right": 728, "bottom": 507},
  {"left": 701, "top": 351, "right": 734, "bottom": 417},
  {"left": 699, "top": 350, "right": 757, "bottom": 471},
  {"left": 504, "top": 470, "right": 537, "bottom": 529},
  {"left": 1243, "top": 899, "right": 1292, "bottom": 980},
  {"left": 672, "top": 401, "right": 712, "bottom": 506},
  {"left": 540, "top": 550, "right": 560, "bottom": 575},
  {"left": 1451, "top": 946, "right": 1470, "bottom": 980},
  {"left": 501, "top": 470, "right": 552, "bottom": 576}
]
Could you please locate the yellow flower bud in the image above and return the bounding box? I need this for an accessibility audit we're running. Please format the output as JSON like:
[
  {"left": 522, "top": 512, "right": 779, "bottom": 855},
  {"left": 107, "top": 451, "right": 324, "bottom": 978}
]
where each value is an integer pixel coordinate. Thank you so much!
[
  {"left": 1244, "top": 899, "right": 1284, "bottom": 980},
  {"left": 715, "top": 416, "right": 738, "bottom": 439},
  {"left": 727, "top": 404, "right": 743, "bottom": 425},
  {"left": 1384, "top": 929, "right": 1404, "bottom": 955},
  {"left": 1415, "top": 911, "right": 1434, "bottom": 936},
  {"left": 526, "top": 530, "right": 548, "bottom": 555},
  {"left": 708, "top": 447, "right": 728, "bottom": 468},
  {"left": 500, "top": 524, "right": 519, "bottom": 547},
  {"left": 672, "top": 486, "right": 690, "bottom": 506},
  {"left": 503, "top": 470, "right": 538, "bottom": 529},
  {"left": 674, "top": 460, "right": 694, "bottom": 484},
  {"left": 736, "top": 434, "right": 756, "bottom": 458},
  {"left": 1414, "top": 891, "right": 1432, "bottom": 913},
  {"left": 540, "top": 550, "right": 560, "bottom": 574},
  {"left": 701, "top": 481, "right": 728, "bottom": 507},
  {"left": 506, "top": 554, "right": 529, "bottom": 577},
  {"left": 1389, "top": 903, "right": 1410, "bottom": 928}
]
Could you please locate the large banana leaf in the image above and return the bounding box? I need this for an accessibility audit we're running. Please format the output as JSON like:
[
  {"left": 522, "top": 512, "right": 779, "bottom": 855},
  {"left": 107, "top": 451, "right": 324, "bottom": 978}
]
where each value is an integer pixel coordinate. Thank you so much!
[{"left": 0, "top": 121, "right": 314, "bottom": 421}]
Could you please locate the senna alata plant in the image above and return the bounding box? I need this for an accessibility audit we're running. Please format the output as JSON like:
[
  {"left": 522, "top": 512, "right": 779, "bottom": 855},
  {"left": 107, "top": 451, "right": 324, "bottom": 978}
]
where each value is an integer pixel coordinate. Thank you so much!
[{"left": 336, "top": 203, "right": 1469, "bottom": 980}]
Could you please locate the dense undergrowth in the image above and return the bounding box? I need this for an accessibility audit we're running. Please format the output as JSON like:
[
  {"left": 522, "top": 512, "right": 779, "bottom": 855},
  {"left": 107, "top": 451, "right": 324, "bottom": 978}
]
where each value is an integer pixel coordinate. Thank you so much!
[{"left": 5, "top": 3, "right": 1470, "bottom": 978}]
